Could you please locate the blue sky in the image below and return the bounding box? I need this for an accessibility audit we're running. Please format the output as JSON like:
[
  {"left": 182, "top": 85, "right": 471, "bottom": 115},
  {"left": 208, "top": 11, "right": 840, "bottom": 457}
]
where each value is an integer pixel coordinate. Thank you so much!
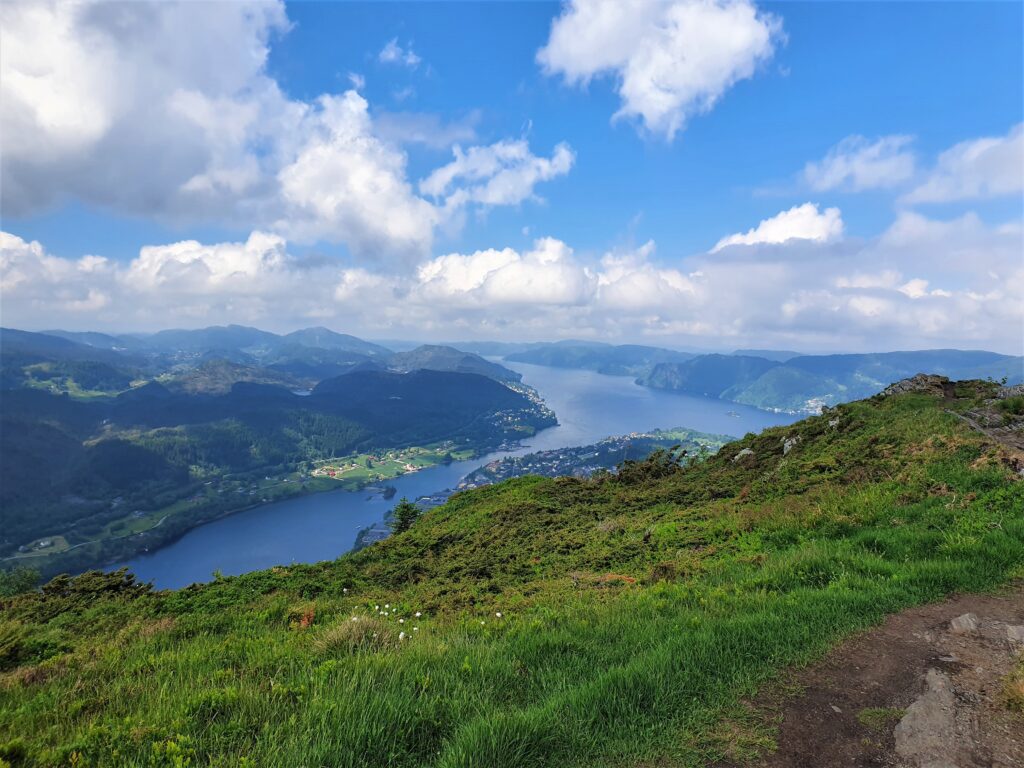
[{"left": 1, "top": 1, "right": 1022, "bottom": 353}]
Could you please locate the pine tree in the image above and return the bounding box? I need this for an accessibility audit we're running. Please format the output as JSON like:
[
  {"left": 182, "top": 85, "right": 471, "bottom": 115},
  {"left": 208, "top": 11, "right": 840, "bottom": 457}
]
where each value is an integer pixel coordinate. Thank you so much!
[{"left": 389, "top": 497, "right": 421, "bottom": 534}]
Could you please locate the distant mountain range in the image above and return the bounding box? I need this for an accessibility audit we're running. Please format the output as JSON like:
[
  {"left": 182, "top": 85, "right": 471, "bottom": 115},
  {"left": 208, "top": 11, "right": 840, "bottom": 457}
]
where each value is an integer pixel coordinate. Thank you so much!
[
  {"left": 7, "top": 327, "right": 1020, "bottom": 417},
  {"left": 388, "top": 345, "right": 522, "bottom": 383},
  {"left": 2, "top": 326, "right": 524, "bottom": 395},
  {"left": 505, "top": 341, "right": 694, "bottom": 376},
  {"left": 638, "top": 350, "right": 1024, "bottom": 413}
]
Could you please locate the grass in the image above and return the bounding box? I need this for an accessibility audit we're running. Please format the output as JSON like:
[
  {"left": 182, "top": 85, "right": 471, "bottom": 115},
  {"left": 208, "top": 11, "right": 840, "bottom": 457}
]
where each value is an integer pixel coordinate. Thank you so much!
[
  {"left": 1, "top": 382, "right": 1022, "bottom": 767},
  {"left": 3, "top": 536, "right": 71, "bottom": 562},
  {"left": 856, "top": 707, "right": 905, "bottom": 730},
  {"left": 998, "top": 395, "right": 1024, "bottom": 419},
  {"left": 312, "top": 445, "right": 473, "bottom": 484}
]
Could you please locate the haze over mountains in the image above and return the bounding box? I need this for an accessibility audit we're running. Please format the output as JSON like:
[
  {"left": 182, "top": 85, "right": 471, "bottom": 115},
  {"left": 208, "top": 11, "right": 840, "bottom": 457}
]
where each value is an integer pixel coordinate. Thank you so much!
[
  {"left": 1, "top": 325, "right": 558, "bottom": 577},
  {"left": 5, "top": 324, "right": 1021, "bottom": 410},
  {"left": 2, "top": 320, "right": 1020, "bottom": 577}
]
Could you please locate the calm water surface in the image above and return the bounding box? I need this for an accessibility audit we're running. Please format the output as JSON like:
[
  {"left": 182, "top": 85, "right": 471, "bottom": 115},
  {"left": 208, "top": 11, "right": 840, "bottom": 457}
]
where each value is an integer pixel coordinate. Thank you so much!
[{"left": 117, "top": 362, "right": 796, "bottom": 588}]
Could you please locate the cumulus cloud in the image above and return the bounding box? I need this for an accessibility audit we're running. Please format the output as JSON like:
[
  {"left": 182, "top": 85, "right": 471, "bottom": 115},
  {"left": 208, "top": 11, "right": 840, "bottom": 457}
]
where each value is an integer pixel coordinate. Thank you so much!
[
  {"left": 903, "top": 123, "right": 1024, "bottom": 203},
  {"left": 537, "top": 0, "right": 782, "bottom": 139},
  {"left": 0, "top": 230, "right": 372, "bottom": 329},
  {"left": 415, "top": 238, "right": 598, "bottom": 311},
  {"left": 712, "top": 203, "right": 843, "bottom": 251},
  {"left": 803, "top": 135, "right": 916, "bottom": 192},
  {"left": 0, "top": 1, "right": 571, "bottom": 262},
  {"left": 4, "top": 209, "right": 1020, "bottom": 353},
  {"left": 420, "top": 140, "right": 575, "bottom": 207},
  {"left": 275, "top": 92, "right": 439, "bottom": 258},
  {"left": 0, "top": 0, "right": 296, "bottom": 217},
  {"left": 378, "top": 38, "right": 421, "bottom": 68}
]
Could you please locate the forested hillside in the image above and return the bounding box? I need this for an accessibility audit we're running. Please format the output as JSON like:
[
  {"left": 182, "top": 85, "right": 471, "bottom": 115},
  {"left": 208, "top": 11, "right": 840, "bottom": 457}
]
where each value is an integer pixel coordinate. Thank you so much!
[
  {"left": 1, "top": 369, "right": 555, "bottom": 575},
  {"left": 2, "top": 378, "right": 1021, "bottom": 766},
  {"left": 640, "top": 350, "right": 1024, "bottom": 413},
  {"left": 505, "top": 341, "right": 694, "bottom": 376}
]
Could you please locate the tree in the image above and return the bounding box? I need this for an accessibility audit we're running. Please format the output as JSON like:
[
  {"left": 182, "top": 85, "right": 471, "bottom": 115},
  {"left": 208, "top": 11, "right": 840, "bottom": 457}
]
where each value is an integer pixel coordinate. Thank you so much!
[
  {"left": 389, "top": 497, "right": 421, "bottom": 534},
  {"left": 0, "top": 566, "right": 40, "bottom": 597}
]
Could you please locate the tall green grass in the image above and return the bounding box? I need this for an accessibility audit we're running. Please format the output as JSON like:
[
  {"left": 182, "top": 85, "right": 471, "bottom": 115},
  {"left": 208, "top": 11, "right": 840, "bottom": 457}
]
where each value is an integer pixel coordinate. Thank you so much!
[{"left": 1, "top": 386, "right": 1022, "bottom": 767}]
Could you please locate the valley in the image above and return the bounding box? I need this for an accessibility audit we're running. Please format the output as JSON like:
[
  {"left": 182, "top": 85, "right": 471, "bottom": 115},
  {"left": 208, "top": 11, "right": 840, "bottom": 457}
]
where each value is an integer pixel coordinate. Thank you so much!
[
  {"left": 2, "top": 376, "right": 1021, "bottom": 767},
  {"left": 2, "top": 5, "right": 1020, "bottom": 765},
  {"left": 0, "top": 328, "right": 557, "bottom": 578}
]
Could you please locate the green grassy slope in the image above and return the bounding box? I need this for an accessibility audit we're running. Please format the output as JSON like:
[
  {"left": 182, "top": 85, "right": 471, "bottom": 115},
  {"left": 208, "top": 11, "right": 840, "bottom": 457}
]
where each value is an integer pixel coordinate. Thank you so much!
[{"left": 1, "top": 381, "right": 1022, "bottom": 767}]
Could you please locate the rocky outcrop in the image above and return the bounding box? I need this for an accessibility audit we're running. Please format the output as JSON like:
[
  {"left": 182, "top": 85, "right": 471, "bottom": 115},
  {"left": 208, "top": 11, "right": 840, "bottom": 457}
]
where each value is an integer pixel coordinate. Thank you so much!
[
  {"left": 996, "top": 383, "right": 1024, "bottom": 399},
  {"left": 880, "top": 374, "right": 955, "bottom": 398}
]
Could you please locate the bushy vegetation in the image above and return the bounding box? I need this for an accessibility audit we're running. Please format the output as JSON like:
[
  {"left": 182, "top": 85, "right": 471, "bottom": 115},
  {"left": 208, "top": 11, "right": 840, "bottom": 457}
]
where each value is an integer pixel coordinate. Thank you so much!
[
  {"left": 998, "top": 395, "right": 1024, "bottom": 417},
  {"left": 1, "top": 369, "right": 553, "bottom": 572},
  {"left": 1, "top": 382, "right": 1022, "bottom": 766}
]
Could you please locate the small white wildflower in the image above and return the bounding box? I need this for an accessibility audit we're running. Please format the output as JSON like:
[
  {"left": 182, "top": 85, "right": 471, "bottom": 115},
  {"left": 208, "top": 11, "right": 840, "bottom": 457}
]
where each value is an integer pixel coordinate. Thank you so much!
[
  {"left": 481, "top": 620, "right": 485, "bottom": 625},
  {"left": 399, "top": 618, "right": 405, "bottom": 623},
  {"left": 351, "top": 616, "right": 358, "bottom": 622},
  {"left": 415, "top": 612, "right": 422, "bottom": 618},
  {"left": 413, "top": 627, "right": 419, "bottom": 631},
  {"left": 374, "top": 604, "right": 379, "bottom": 610},
  {"left": 343, "top": 588, "right": 348, "bottom": 593},
  {"left": 399, "top": 631, "right": 406, "bottom": 640},
  {"left": 495, "top": 612, "right": 502, "bottom": 618},
  {"left": 385, "top": 604, "right": 390, "bottom": 608}
]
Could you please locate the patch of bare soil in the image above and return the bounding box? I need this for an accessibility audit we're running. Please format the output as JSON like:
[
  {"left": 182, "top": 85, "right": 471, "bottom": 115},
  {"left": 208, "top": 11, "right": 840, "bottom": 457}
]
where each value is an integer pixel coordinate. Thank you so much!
[{"left": 718, "top": 586, "right": 1024, "bottom": 768}]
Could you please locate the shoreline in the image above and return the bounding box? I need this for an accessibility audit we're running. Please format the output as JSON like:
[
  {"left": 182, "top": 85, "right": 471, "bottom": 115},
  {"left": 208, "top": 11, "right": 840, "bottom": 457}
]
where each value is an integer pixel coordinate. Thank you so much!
[{"left": 38, "top": 436, "right": 533, "bottom": 579}]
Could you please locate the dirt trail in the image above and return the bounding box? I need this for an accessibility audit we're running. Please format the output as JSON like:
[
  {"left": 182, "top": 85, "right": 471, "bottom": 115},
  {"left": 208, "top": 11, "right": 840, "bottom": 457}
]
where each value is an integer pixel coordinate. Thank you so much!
[{"left": 720, "top": 587, "right": 1024, "bottom": 768}]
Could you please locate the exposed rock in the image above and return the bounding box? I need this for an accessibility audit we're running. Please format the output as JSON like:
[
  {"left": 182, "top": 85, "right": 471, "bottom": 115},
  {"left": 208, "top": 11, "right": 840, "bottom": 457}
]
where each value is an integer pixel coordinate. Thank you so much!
[
  {"left": 950, "top": 613, "right": 979, "bottom": 634},
  {"left": 881, "top": 374, "right": 953, "bottom": 398},
  {"left": 996, "top": 384, "right": 1024, "bottom": 399},
  {"left": 893, "top": 669, "right": 959, "bottom": 768},
  {"left": 1007, "top": 625, "right": 1024, "bottom": 645},
  {"left": 732, "top": 447, "right": 755, "bottom": 462},
  {"left": 828, "top": 417, "right": 840, "bottom": 429},
  {"left": 782, "top": 436, "right": 802, "bottom": 455},
  {"left": 729, "top": 591, "right": 1024, "bottom": 768}
]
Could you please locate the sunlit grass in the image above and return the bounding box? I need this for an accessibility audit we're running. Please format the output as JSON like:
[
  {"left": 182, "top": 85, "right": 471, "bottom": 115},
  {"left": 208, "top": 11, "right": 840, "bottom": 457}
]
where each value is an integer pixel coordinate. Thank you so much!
[{"left": 2, "top": 386, "right": 1022, "bottom": 766}]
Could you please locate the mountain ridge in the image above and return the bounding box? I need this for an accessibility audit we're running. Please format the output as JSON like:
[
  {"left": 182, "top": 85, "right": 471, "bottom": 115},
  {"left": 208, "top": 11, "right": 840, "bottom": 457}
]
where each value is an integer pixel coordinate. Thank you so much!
[{"left": 2, "top": 377, "right": 1021, "bottom": 766}]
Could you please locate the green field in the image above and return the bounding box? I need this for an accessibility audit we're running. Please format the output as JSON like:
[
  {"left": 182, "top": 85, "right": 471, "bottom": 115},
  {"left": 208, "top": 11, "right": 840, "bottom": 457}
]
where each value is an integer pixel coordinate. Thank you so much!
[
  {"left": 1, "top": 382, "right": 1022, "bottom": 766},
  {"left": 312, "top": 445, "right": 474, "bottom": 484}
]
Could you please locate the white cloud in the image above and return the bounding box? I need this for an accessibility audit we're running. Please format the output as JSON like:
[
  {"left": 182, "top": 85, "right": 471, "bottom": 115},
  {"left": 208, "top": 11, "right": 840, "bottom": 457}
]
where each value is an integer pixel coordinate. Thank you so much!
[
  {"left": 5, "top": 209, "right": 1019, "bottom": 353},
  {"left": 420, "top": 140, "right": 575, "bottom": 207},
  {"left": 803, "top": 135, "right": 916, "bottom": 192},
  {"left": 276, "top": 92, "right": 439, "bottom": 259},
  {"left": 416, "top": 238, "right": 596, "bottom": 306},
  {"left": 0, "top": 0, "right": 296, "bottom": 217},
  {"left": 712, "top": 203, "right": 843, "bottom": 251},
  {"left": 537, "top": 0, "right": 782, "bottom": 139},
  {"left": 124, "top": 231, "right": 291, "bottom": 293},
  {"left": 379, "top": 38, "right": 421, "bottom": 68},
  {"left": 0, "top": 2, "right": 571, "bottom": 262},
  {"left": 903, "top": 123, "right": 1023, "bottom": 203}
]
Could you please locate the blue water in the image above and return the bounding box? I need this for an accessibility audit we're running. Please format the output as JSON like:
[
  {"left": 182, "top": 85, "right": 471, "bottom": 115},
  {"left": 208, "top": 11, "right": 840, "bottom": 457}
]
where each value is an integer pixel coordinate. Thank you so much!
[{"left": 116, "top": 362, "right": 796, "bottom": 588}]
